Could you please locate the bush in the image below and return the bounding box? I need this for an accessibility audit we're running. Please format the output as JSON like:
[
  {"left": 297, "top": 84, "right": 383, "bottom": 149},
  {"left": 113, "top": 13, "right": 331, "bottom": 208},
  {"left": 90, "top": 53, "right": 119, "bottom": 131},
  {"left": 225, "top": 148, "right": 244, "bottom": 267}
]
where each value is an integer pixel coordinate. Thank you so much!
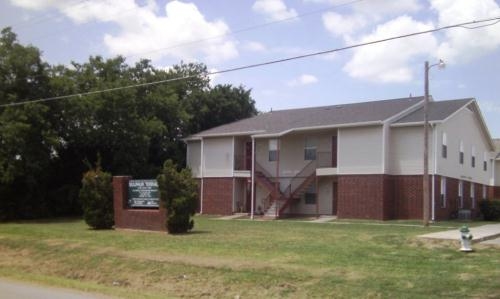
[
  {"left": 157, "top": 160, "right": 197, "bottom": 234},
  {"left": 79, "top": 164, "right": 114, "bottom": 229},
  {"left": 479, "top": 200, "right": 500, "bottom": 221}
]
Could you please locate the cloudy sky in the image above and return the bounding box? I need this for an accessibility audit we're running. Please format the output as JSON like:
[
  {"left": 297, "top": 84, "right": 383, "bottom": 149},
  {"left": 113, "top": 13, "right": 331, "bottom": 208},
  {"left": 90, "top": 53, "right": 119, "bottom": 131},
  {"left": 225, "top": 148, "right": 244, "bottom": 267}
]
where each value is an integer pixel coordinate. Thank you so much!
[{"left": 2, "top": 0, "right": 500, "bottom": 136}]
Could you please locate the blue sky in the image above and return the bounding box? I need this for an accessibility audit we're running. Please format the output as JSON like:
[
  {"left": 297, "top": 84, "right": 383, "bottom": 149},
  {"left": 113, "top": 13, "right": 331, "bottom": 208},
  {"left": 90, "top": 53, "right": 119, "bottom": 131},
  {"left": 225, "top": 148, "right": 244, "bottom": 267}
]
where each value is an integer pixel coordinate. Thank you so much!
[{"left": 1, "top": 0, "right": 500, "bottom": 137}]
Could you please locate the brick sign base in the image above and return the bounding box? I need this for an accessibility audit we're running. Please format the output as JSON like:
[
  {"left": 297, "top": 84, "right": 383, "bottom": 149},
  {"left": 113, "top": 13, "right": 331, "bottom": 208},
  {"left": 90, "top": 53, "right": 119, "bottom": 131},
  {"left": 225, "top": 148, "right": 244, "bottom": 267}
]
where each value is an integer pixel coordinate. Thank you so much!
[{"left": 113, "top": 176, "right": 166, "bottom": 231}]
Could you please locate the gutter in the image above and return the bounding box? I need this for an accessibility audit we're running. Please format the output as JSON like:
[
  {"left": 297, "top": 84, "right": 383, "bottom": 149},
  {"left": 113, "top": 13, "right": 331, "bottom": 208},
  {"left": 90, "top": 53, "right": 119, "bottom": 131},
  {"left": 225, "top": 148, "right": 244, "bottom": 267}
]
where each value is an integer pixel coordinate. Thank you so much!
[{"left": 251, "top": 121, "right": 383, "bottom": 138}]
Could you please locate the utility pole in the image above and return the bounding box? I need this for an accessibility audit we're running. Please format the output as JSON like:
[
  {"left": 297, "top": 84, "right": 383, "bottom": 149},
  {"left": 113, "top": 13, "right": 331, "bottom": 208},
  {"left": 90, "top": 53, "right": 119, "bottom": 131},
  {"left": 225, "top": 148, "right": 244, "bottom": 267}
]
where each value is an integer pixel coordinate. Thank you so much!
[
  {"left": 423, "top": 61, "right": 430, "bottom": 227},
  {"left": 423, "top": 59, "right": 445, "bottom": 227}
]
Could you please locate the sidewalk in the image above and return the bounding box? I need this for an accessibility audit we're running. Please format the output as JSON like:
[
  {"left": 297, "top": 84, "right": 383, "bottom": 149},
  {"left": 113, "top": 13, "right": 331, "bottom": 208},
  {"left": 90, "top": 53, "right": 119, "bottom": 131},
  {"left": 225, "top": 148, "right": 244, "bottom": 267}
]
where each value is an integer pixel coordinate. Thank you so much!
[{"left": 419, "top": 223, "right": 500, "bottom": 243}]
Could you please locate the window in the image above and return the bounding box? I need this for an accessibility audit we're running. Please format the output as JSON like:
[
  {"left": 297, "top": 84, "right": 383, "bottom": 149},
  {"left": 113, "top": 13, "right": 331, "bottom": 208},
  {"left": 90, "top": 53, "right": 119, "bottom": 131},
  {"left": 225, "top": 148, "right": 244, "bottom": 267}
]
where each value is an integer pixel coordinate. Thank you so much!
[
  {"left": 459, "top": 141, "right": 464, "bottom": 164},
  {"left": 471, "top": 183, "right": 475, "bottom": 209},
  {"left": 483, "top": 152, "right": 488, "bottom": 171},
  {"left": 441, "top": 133, "right": 447, "bottom": 158},
  {"left": 440, "top": 177, "right": 447, "bottom": 208},
  {"left": 458, "top": 180, "right": 464, "bottom": 209},
  {"left": 304, "top": 185, "right": 316, "bottom": 205},
  {"left": 471, "top": 146, "right": 476, "bottom": 168},
  {"left": 268, "top": 139, "right": 278, "bottom": 162},
  {"left": 483, "top": 185, "right": 488, "bottom": 200},
  {"left": 304, "top": 137, "right": 317, "bottom": 161}
]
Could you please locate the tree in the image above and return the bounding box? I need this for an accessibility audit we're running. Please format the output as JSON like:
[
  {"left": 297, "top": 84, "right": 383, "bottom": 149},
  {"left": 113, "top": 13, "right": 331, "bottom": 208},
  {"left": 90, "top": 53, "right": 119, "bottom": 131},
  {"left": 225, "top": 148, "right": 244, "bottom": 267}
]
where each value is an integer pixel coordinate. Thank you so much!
[
  {"left": 0, "top": 28, "right": 57, "bottom": 220},
  {"left": 157, "top": 160, "right": 197, "bottom": 234},
  {"left": 79, "top": 160, "right": 114, "bottom": 229},
  {"left": 186, "top": 84, "right": 258, "bottom": 134},
  {"left": 0, "top": 27, "right": 258, "bottom": 220}
]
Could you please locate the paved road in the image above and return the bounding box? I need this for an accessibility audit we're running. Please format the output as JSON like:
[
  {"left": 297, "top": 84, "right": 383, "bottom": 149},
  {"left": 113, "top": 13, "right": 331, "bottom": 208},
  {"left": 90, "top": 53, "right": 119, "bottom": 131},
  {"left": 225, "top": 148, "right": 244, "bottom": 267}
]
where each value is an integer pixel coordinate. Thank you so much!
[{"left": 0, "top": 278, "right": 113, "bottom": 299}]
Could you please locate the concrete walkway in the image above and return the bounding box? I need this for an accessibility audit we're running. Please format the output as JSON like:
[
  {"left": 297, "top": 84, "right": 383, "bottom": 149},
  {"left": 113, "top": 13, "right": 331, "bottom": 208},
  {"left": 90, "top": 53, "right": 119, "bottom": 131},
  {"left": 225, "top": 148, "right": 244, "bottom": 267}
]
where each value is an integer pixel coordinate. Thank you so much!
[{"left": 419, "top": 223, "right": 500, "bottom": 243}]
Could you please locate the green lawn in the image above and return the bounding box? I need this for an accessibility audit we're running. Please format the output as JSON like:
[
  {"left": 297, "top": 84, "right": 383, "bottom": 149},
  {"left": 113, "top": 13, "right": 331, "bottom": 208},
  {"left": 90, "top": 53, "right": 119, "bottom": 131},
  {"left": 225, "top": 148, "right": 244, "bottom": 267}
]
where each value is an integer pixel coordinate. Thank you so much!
[{"left": 0, "top": 216, "right": 499, "bottom": 298}]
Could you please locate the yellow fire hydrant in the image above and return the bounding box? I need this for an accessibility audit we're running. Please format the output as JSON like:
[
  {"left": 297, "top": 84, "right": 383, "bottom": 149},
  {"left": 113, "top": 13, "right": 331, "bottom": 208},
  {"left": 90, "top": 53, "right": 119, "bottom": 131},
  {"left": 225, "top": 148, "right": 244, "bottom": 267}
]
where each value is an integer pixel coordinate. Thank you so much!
[{"left": 459, "top": 225, "right": 473, "bottom": 252}]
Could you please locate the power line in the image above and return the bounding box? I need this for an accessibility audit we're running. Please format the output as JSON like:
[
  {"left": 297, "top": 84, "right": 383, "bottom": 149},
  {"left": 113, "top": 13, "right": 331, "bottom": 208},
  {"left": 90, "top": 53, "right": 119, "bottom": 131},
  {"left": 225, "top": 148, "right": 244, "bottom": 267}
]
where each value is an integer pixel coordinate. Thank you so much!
[
  {"left": 124, "top": 0, "right": 366, "bottom": 60},
  {"left": 2, "top": 16, "right": 500, "bottom": 108}
]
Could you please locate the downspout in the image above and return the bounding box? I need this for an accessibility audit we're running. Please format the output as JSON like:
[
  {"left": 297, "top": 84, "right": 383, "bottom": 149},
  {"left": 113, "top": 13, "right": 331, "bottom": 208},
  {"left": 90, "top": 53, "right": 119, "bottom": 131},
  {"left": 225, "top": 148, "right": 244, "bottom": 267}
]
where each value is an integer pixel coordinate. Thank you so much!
[
  {"left": 251, "top": 137, "right": 255, "bottom": 220},
  {"left": 200, "top": 138, "right": 204, "bottom": 214}
]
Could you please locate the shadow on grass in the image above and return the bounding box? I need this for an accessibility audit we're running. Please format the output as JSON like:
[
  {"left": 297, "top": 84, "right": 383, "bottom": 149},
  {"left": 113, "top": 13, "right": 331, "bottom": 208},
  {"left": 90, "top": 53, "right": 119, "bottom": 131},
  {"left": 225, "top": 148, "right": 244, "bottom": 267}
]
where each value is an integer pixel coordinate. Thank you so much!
[{"left": 3, "top": 217, "right": 83, "bottom": 224}]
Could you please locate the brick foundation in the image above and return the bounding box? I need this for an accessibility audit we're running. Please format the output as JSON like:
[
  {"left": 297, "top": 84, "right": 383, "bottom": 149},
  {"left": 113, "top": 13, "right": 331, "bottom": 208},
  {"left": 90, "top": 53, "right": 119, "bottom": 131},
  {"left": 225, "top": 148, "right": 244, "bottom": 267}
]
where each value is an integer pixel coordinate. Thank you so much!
[
  {"left": 337, "top": 175, "right": 393, "bottom": 220},
  {"left": 337, "top": 174, "right": 490, "bottom": 221},
  {"left": 493, "top": 186, "right": 500, "bottom": 199},
  {"left": 202, "top": 178, "right": 233, "bottom": 215},
  {"left": 113, "top": 176, "right": 166, "bottom": 231}
]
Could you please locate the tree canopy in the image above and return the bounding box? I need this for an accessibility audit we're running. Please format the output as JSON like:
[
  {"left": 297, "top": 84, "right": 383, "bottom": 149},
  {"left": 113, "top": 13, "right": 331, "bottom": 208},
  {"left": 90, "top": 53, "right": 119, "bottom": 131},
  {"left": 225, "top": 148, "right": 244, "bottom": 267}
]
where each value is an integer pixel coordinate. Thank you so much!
[{"left": 0, "top": 27, "right": 257, "bottom": 220}]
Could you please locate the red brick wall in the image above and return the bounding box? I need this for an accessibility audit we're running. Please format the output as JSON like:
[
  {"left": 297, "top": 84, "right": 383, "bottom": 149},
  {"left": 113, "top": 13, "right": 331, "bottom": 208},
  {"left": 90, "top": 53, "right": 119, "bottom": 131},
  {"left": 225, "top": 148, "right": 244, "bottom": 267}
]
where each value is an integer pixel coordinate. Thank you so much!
[
  {"left": 392, "top": 175, "right": 423, "bottom": 220},
  {"left": 202, "top": 178, "right": 233, "bottom": 215},
  {"left": 337, "top": 175, "right": 391, "bottom": 220},
  {"left": 113, "top": 176, "right": 166, "bottom": 231},
  {"left": 493, "top": 186, "right": 500, "bottom": 199}
]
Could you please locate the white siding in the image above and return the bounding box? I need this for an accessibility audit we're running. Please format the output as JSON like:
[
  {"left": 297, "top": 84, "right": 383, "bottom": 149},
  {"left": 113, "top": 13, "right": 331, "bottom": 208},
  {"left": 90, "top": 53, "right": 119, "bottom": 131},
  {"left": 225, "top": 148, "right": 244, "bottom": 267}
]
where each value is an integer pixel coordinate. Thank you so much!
[
  {"left": 436, "top": 107, "right": 491, "bottom": 185},
  {"left": 255, "top": 131, "right": 333, "bottom": 181},
  {"left": 202, "top": 137, "right": 233, "bottom": 177},
  {"left": 495, "top": 160, "right": 500, "bottom": 186},
  {"left": 338, "top": 126, "right": 383, "bottom": 174},
  {"left": 186, "top": 140, "right": 201, "bottom": 177},
  {"left": 388, "top": 126, "right": 434, "bottom": 175}
]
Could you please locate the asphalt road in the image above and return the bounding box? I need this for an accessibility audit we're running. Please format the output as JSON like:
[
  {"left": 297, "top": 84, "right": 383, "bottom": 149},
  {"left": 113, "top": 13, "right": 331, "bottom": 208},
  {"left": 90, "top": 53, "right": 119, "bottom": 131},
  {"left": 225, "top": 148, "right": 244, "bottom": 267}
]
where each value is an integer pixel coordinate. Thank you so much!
[{"left": 0, "top": 278, "right": 113, "bottom": 299}]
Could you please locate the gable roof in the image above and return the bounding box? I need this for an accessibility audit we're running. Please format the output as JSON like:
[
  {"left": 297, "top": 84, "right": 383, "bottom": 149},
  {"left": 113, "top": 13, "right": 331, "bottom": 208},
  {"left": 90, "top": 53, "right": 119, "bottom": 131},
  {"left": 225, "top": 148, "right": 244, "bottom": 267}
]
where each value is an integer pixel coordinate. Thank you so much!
[
  {"left": 393, "top": 98, "right": 473, "bottom": 124},
  {"left": 191, "top": 96, "right": 424, "bottom": 138}
]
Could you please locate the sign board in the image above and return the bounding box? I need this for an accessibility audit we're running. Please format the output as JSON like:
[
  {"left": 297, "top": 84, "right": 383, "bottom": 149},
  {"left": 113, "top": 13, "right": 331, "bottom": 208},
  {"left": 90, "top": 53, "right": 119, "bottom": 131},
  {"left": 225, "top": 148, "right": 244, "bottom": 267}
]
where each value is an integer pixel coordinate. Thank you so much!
[{"left": 128, "top": 180, "right": 160, "bottom": 208}]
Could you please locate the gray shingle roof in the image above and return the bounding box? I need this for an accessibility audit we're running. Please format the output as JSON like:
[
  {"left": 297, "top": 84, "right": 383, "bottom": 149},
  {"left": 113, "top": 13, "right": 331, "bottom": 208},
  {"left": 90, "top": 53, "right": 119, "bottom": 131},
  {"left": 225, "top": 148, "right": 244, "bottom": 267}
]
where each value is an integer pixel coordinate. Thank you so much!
[
  {"left": 393, "top": 98, "right": 473, "bottom": 124},
  {"left": 190, "top": 96, "right": 473, "bottom": 138}
]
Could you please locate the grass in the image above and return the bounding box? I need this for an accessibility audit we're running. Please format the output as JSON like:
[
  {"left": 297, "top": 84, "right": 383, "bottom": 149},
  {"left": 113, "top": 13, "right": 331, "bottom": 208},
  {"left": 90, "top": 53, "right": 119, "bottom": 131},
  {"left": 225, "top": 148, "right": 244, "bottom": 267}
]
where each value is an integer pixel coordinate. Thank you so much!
[{"left": 0, "top": 216, "right": 499, "bottom": 298}]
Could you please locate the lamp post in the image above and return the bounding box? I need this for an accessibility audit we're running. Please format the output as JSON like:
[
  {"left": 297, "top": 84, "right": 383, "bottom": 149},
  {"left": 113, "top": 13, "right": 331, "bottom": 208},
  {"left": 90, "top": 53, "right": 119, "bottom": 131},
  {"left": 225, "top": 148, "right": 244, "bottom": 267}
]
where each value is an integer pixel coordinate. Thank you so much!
[{"left": 423, "top": 59, "right": 445, "bottom": 227}]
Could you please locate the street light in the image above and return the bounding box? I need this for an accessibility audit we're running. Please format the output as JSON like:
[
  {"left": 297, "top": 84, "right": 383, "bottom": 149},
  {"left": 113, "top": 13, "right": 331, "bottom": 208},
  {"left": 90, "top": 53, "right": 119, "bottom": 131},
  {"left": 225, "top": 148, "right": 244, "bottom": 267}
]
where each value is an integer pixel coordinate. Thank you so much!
[{"left": 423, "top": 59, "right": 445, "bottom": 227}]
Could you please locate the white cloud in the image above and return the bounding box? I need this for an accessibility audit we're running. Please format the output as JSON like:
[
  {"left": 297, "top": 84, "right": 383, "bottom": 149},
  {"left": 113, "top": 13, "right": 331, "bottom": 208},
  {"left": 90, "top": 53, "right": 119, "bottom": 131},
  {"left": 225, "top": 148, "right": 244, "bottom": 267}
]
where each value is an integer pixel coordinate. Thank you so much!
[
  {"left": 252, "top": 0, "right": 298, "bottom": 21},
  {"left": 317, "top": 0, "right": 421, "bottom": 38},
  {"left": 343, "top": 16, "right": 438, "bottom": 83},
  {"left": 431, "top": 0, "right": 500, "bottom": 64},
  {"left": 243, "top": 41, "right": 267, "bottom": 52},
  {"left": 322, "top": 11, "right": 367, "bottom": 37},
  {"left": 287, "top": 74, "right": 318, "bottom": 86},
  {"left": 10, "top": 0, "right": 238, "bottom": 63}
]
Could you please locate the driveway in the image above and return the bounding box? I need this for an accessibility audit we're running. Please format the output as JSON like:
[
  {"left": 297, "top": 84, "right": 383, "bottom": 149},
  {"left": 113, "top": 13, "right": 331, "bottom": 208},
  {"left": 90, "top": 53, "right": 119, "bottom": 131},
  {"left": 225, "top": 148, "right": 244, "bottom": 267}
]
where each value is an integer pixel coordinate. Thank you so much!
[{"left": 0, "top": 278, "right": 113, "bottom": 299}]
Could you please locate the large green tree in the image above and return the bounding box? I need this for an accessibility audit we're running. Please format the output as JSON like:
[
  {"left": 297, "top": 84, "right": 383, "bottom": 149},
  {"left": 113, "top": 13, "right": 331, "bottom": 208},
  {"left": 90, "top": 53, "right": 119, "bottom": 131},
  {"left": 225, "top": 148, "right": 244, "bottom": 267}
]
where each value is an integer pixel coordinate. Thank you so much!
[
  {"left": 0, "top": 28, "right": 58, "bottom": 219},
  {"left": 0, "top": 27, "right": 258, "bottom": 220}
]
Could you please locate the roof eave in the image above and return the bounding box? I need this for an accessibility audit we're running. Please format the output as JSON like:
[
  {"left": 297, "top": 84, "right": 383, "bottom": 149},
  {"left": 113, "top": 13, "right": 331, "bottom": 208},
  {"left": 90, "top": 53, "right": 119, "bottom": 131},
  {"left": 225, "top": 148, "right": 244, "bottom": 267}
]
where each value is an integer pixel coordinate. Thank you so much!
[{"left": 252, "top": 121, "right": 383, "bottom": 138}]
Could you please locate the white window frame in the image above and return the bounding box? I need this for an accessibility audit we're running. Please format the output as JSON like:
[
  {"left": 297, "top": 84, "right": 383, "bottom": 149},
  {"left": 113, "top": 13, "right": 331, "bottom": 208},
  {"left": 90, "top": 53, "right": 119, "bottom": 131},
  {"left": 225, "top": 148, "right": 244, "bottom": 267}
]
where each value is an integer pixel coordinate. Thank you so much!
[
  {"left": 471, "top": 183, "right": 475, "bottom": 209},
  {"left": 442, "top": 132, "right": 447, "bottom": 158},
  {"left": 268, "top": 139, "right": 278, "bottom": 162},
  {"left": 440, "top": 177, "right": 447, "bottom": 208},
  {"left": 459, "top": 140, "right": 464, "bottom": 165},
  {"left": 471, "top": 146, "right": 476, "bottom": 168},
  {"left": 458, "top": 180, "right": 464, "bottom": 209},
  {"left": 304, "top": 137, "right": 317, "bottom": 161}
]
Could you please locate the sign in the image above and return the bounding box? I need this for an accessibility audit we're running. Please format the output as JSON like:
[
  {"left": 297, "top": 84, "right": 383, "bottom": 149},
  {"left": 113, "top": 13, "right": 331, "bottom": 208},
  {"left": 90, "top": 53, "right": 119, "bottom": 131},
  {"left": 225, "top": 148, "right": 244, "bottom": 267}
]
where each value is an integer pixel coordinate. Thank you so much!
[{"left": 128, "top": 180, "right": 160, "bottom": 208}]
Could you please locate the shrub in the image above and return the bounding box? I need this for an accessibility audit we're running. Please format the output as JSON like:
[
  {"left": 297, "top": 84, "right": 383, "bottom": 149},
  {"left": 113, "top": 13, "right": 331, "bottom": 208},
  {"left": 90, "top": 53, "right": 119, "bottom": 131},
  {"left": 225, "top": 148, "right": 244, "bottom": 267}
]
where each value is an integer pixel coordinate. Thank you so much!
[
  {"left": 479, "top": 200, "right": 500, "bottom": 221},
  {"left": 157, "top": 160, "right": 197, "bottom": 234},
  {"left": 79, "top": 164, "right": 114, "bottom": 229}
]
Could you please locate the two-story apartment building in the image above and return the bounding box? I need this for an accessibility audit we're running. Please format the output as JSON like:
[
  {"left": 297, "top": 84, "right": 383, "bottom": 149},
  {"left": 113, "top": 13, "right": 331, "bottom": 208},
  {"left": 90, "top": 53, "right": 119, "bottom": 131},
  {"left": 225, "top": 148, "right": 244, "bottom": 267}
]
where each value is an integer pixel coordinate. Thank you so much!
[{"left": 185, "top": 96, "right": 500, "bottom": 220}]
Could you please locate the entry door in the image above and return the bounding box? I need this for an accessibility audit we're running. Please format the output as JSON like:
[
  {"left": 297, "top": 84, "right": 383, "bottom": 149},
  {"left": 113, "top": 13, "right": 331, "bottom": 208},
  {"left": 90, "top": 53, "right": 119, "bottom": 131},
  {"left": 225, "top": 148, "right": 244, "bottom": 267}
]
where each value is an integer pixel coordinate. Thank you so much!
[
  {"left": 332, "top": 136, "right": 338, "bottom": 167},
  {"left": 245, "top": 142, "right": 252, "bottom": 170}
]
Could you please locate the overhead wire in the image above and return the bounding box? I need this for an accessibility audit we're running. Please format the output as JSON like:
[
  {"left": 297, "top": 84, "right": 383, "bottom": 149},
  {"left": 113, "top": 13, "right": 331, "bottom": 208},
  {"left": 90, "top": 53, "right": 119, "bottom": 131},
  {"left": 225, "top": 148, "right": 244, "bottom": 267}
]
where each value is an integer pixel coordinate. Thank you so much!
[
  {"left": 124, "top": 0, "right": 366, "bottom": 60},
  {"left": 2, "top": 16, "right": 500, "bottom": 108}
]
